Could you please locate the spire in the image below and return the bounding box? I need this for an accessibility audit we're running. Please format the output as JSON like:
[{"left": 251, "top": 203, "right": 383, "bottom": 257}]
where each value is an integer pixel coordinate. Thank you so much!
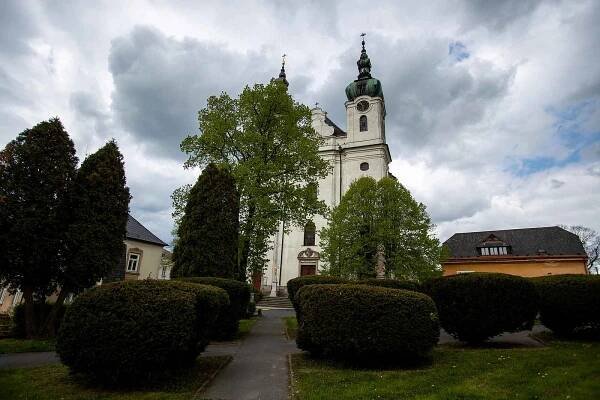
[
  {"left": 357, "top": 33, "right": 372, "bottom": 80},
  {"left": 275, "top": 53, "right": 289, "bottom": 87}
]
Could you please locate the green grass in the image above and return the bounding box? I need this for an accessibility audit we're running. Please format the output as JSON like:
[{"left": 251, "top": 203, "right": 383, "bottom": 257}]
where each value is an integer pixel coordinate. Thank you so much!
[
  {"left": 0, "top": 338, "right": 55, "bottom": 354},
  {"left": 291, "top": 339, "right": 600, "bottom": 400},
  {"left": 237, "top": 318, "right": 258, "bottom": 339},
  {"left": 283, "top": 316, "right": 298, "bottom": 340},
  {"left": 0, "top": 356, "right": 231, "bottom": 400}
]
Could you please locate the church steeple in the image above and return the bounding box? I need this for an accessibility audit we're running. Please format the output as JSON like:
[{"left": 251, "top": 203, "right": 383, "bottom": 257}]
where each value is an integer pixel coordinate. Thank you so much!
[
  {"left": 345, "top": 34, "right": 383, "bottom": 101},
  {"left": 274, "top": 54, "right": 289, "bottom": 87},
  {"left": 357, "top": 33, "right": 372, "bottom": 79}
]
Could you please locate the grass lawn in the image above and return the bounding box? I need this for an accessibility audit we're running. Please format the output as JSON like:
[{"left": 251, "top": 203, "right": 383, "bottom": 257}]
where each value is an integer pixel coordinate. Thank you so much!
[
  {"left": 0, "top": 338, "right": 55, "bottom": 354},
  {"left": 0, "top": 355, "right": 231, "bottom": 400},
  {"left": 237, "top": 318, "right": 258, "bottom": 339},
  {"left": 291, "top": 338, "right": 600, "bottom": 400},
  {"left": 283, "top": 316, "right": 298, "bottom": 340}
]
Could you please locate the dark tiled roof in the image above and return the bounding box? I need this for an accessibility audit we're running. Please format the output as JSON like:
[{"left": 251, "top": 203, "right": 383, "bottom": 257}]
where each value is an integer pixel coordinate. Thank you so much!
[
  {"left": 126, "top": 214, "right": 167, "bottom": 246},
  {"left": 443, "top": 226, "right": 586, "bottom": 258},
  {"left": 324, "top": 117, "right": 347, "bottom": 137}
]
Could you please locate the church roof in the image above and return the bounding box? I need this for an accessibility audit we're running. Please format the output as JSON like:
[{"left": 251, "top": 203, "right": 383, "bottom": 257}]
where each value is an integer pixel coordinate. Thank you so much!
[
  {"left": 325, "top": 116, "right": 346, "bottom": 137},
  {"left": 126, "top": 214, "right": 168, "bottom": 246},
  {"left": 443, "top": 226, "right": 586, "bottom": 258}
]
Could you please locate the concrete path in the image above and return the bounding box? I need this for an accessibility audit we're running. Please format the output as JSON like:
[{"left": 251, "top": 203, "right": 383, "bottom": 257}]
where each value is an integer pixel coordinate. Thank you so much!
[
  {"left": 200, "top": 309, "right": 297, "bottom": 400},
  {"left": 0, "top": 351, "right": 59, "bottom": 369}
]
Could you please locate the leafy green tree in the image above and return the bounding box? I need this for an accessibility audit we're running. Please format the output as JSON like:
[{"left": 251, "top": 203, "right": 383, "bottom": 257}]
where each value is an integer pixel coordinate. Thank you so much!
[
  {"left": 320, "top": 176, "right": 441, "bottom": 281},
  {"left": 0, "top": 118, "right": 77, "bottom": 338},
  {"left": 171, "top": 164, "right": 239, "bottom": 279},
  {"left": 175, "top": 82, "right": 330, "bottom": 277},
  {"left": 44, "top": 140, "right": 130, "bottom": 335}
]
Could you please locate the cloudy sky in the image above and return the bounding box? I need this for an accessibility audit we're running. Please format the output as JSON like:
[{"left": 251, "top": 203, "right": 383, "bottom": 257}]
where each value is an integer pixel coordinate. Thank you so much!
[{"left": 1, "top": 0, "right": 599, "bottom": 245}]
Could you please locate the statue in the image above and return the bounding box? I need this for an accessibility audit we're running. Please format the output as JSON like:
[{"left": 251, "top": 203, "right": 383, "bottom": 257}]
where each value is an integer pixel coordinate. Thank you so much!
[{"left": 375, "top": 243, "right": 386, "bottom": 279}]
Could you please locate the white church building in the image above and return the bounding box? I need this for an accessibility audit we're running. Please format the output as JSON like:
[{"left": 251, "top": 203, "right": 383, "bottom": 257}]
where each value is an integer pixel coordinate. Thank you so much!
[{"left": 261, "top": 39, "right": 392, "bottom": 295}]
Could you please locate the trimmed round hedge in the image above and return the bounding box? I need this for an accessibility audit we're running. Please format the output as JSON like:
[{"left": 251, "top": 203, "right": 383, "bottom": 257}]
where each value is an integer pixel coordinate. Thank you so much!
[
  {"left": 423, "top": 273, "right": 537, "bottom": 343},
  {"left": 56, "top": 280, "right": 228, "bottom": 385},
  {"left": 358, "top": 278, "right": 422, "bottom": 292},
  {"left": 532, "top": 274, "right": 600, "bottom": 336},
  {"left": 176, "top": 277, "right": 251, "bottom": 340},
  {"left": 296, "top": 284, "right": 439, "bottom": 362},
  {"left": 287, "top": 275, "right": 347, "bottom": 313}
]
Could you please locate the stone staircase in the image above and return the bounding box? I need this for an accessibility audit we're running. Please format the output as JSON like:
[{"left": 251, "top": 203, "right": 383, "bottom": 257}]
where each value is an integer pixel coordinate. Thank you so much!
[
  {"left": 256, "top": 296, "right": 293, "bottom": 309},
  {"left": 0, "top": 314, "right": 13, "bottom": 338}
]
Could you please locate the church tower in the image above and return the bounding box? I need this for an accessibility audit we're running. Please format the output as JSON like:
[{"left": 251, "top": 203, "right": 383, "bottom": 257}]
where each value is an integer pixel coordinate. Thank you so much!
[{"left": 262, "top": 37, "right": 392, "bottom": 295}]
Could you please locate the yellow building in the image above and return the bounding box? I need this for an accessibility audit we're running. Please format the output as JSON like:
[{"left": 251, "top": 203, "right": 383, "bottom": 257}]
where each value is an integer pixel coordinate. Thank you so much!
[
  {"left": 442, "top": 226, "right": 588, "bottom": 277},
  {"left": 0, "top": 214, "right": 169, "bottom": 315}
]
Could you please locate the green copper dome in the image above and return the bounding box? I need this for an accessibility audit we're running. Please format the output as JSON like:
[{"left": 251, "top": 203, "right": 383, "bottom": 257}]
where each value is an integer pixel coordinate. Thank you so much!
[{"left": 345, "top": 38, "right": 384, "bottom": 101}]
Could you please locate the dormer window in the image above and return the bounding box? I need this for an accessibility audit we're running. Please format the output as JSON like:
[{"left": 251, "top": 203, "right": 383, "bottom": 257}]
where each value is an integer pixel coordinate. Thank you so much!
[
  {"left": 479, "top": 246, "right": 509, "bottom": 256},
  {"left": 477, "top": 234, "right": 510, "bottom": 256}
]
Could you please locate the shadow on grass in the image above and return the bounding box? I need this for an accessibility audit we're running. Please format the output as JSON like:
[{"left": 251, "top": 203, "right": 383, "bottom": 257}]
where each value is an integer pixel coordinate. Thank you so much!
[{"left": 298, "top": 351, "right": 435, "bottom": 371}]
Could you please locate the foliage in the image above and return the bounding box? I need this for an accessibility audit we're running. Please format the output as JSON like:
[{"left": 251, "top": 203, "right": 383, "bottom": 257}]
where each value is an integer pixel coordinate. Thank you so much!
[
  {"left": 532, "top": 274, "right": 600, "bottom": 337},
  {"left": 560, "top": 225, "right": 600, "bottom": 273},
  {"left": 423, "top": 273, "right": 538, "bottom": 343},
  {"left": 175, "top": 277, "right": 250, "bottom": 340},
  {"left": 286, "top": 275, "right": 347, "bottom": 313},
  {"left": 0, "top": 118, "right": 78, "bottom": 338},
  {"left": 56, "top": 280, "right": 228, "bottom": 385},
  {"left": 357, "top": 278, "right": 422, "bottom": 292},
  {"left": 320, "top": 176, "right": 441, "bottom": 281},
  {"left": 172, "top": 164, "right": 239, "bottom": 279},
  {"left": 290, "top": 339, "right": 600, "bottom": 400},
  {"left": 296, "top": 284, "right": 439, "bottom": 362},
  {"left": 12, "top": 302, "right": 67, "bottom": 338},
  {"left": 175, "top": 81, "right": 330, "bottom": 277}
]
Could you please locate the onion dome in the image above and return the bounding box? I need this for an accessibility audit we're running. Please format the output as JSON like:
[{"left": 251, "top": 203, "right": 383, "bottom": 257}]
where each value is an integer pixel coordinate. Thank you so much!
[
  {"left": 345, "top": 36, "right": 383, "bottom": 101},
  {"left": 274, "top": 54, "right": 289, "bottom": 87}
]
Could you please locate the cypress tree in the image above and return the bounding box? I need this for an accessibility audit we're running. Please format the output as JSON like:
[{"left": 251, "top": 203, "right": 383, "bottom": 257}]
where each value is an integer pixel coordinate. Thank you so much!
[
  {"left": 0, "top": 118, "right": 77, "bottom": 338},
  {"left": 44, "top": 140, "right": 130, "bottom": 335},
  {"left": 172, "top": 163, "right": 239, "bottom": 279}
]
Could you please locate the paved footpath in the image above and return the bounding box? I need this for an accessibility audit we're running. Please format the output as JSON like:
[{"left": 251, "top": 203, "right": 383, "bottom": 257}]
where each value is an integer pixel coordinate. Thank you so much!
[{"left": 200, "top": 309, "right": 297, "bottom": 400}]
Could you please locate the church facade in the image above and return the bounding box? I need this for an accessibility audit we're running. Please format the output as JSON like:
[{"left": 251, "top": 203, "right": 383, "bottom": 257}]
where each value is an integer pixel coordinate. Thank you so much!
[{"left": 261, "top": 40, "right": 392, "bottom": 295}]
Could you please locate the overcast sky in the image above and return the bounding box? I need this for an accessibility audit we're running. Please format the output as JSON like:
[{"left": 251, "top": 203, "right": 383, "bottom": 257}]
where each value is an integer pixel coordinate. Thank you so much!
[{"left": 1, "top": 0, "right": 599, "bottom": 245}]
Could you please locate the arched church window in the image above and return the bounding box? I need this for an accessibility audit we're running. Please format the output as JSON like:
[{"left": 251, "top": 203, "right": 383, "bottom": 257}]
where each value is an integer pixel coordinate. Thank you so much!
[
  {"left": 359, "top": 115, "right": 368, "bottom": 132},
  {"left": 303, "top": 221, "right": 316, "bottom": 246},
  {"left": 360, "top": 162, "right": 369, "bottom": 171}
]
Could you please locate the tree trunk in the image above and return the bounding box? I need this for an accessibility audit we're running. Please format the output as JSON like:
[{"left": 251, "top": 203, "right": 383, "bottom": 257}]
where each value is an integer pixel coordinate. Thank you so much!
[
  {"left": 22, "top": 286, "right": 37, "bottom": 339},
  {"left": 43, "top": 287, "right": 68, "bottom": 337},
  {"left": 238, "top": 204, "right": 256, "bottom": 281}
]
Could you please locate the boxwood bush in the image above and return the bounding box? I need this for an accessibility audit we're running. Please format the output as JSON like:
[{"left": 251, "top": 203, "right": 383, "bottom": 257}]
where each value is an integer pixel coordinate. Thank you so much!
[
  {"left": 287, "top": 275, "right": 347, "bottom": 313},
  {"left": 423, "top": 273, "right": 537, "bottom": 343},
  {"left": 358, "top": 278, "right": 422, "bottom": 292},
  {"left": 532, "top": 274, "right": 600, "bottom": 337},
  {"left": 56, "top": 280, "right": 228, "bottom": 385},
  {"left": 296, "top": 284, "right": 439, "bottom": 362},
  {"left": 176, "top": 277, "right": 251, "bottom": 340}
]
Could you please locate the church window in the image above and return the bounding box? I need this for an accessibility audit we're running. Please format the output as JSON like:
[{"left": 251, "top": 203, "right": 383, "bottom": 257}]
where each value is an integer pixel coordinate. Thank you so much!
[
  {"left": 303, "top": 221, "right": 316, "bottom": 246},
  {"left": 360, "top": 162, "right": 369, "bottom": 171},
  {"left": 359, "top": 115, "right": 368, "bottom": 132}
]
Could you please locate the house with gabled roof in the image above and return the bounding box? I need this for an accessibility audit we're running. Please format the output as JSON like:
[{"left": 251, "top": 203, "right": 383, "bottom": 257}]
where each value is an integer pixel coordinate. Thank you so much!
[{"left": 441, "top": 226, "right": 588, "bottom": 277}]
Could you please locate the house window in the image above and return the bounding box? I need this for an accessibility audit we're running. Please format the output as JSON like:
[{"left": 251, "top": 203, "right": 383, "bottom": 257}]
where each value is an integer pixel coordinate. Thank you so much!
[
  {"left": 479, "top": 246, "right": 509, "bottom": 256},
  {"left": 303, "top": 221, "right": 316, "bottom": 246},
  {"left": 360, "top": 162, "right": 369, "bottom": 171},
  {"left": 359, "top": 115, "right": 368, "bottom": 132},
  {"left": 0, "top": 288, "right": 5, "bottom": 305},
  {"left": 12, "top": 290, "right": 22, "bottom": 307},
  {"left": 160, "top": 266, "right": 170, "bottom": 280},
  {"left": 127, "top": 253, "right": 140, "bottom": 272}
]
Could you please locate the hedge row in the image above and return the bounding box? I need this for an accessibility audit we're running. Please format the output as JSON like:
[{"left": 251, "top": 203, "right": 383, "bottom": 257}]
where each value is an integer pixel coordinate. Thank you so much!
[
  {"left": 176, "top": 277, "right": 251, "bottom": 340},
  {"left": 296, "top": 284, "right": 439, "bottom": 362},
  {"left": 56, "top": 280, "right": 228, "bottom": 385}
]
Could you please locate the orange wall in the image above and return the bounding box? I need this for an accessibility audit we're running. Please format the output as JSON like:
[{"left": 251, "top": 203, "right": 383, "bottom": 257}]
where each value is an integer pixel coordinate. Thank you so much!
[{"left": 442, "top": 259, "right": 587, "bottom": 277}]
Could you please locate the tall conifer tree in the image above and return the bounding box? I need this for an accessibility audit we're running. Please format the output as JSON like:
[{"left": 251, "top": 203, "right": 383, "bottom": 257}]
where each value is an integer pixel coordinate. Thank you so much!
[
  {"left": 172, "top": 163, "right": 239, "bottom": 279},
  {"left": 0, "top": 118, "right": 77, "bottom": 337}
]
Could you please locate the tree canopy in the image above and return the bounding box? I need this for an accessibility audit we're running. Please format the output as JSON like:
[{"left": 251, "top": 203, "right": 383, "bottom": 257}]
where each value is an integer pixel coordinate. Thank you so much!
[
  {"left": 172, "top": 163, "right": 240, "bottom": 279},
  {"left": 320, "top": 176, "right": 441, "bottom": 281},
  {"left": 175, "top": 81, "right": 330, "bottom": 277}
]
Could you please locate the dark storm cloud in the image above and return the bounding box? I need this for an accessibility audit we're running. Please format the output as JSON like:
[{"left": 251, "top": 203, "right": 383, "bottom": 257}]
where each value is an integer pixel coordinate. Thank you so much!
[
  {"left": 459, "top": 0, "right": 546, "bottom": 31},
  {"left": 108, "top": 26, "right": 280, "bottom": 158}
]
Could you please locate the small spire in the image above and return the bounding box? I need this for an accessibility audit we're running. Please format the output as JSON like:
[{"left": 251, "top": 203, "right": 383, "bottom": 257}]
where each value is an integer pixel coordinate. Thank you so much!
[
  {"left": 275, "top": 53, "right": 289, "bottom": 87},
  {"left": 357, "top": 33, "right": 372, "bottom": 80}
]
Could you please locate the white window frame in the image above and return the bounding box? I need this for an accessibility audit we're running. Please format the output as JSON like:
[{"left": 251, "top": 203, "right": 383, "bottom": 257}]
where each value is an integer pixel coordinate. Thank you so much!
[
  {"left": 0, "top": 288, "right": 5, "bottom": 305},
  {"left": 457, "top": 270, "right": 475, "bottom": 274},
  {"left": 127, "top": 253, "right": 140, "bottom": 273},
  {"left": 12, "top": 290, "right": 22, "bottom": 307}
]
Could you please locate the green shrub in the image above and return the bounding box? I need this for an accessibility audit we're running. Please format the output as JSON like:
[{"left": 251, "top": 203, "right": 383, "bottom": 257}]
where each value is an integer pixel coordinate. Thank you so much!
[
  {"left": 532, "top": 274, "right": 600, "bottom": 337},
  {"left": 423, "top": 273, "right": 537, "bottom": 343},
  {"left": 12, "top": 302, "right": 68, "bottom": 338},
  {"left": 56, "top": 280, "right": 228, "bottom": 385},
  {"left": 296, "top": 284, "right": 439, "bottom": 362},
  {"left": 176, "top": 277, "right": 251, "bottom": 340},
  {"left": 358, "top": 278, "right": 422, "bottom": 292},
  {"left": 287, "top": 275, "right": 347, "bottom": 313}
]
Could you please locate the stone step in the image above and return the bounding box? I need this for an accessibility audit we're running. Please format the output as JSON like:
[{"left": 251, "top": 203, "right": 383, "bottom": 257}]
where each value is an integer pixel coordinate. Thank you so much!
[{"left": 256, "top": 297, "right": 293, "bottom": 309}]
